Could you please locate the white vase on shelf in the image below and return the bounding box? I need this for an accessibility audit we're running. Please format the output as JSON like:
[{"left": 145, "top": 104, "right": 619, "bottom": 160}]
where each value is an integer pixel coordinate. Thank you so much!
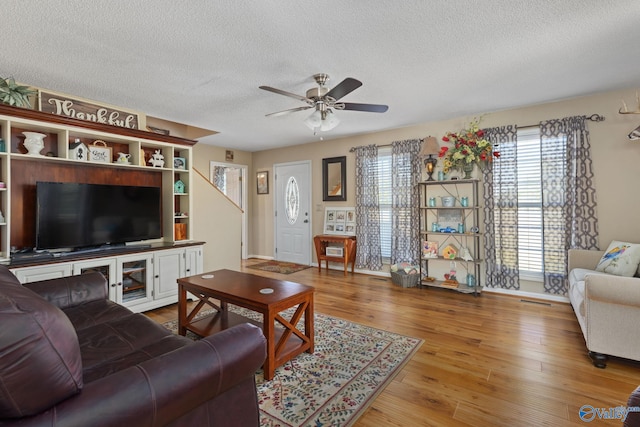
[{"left": 22, "top": 132, "right": 46, "bottom": 156}]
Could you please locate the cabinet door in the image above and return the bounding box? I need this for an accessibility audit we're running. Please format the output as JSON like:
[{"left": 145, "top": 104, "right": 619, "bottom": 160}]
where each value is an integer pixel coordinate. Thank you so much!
[
  {"left": 117, "top": 253, "right": 154, "bottom": 308},
  {"left": 12, "top": 263, "right": 73, "bottom": 283},
  {"left": 184, "top": 245, "right": 203, "bottom": 277},
  {"left": 154, "top": 249, "right": 183, "bottom": 300},
  {"left": 73, "top": 259, "right": 118, "bottom": 302}
]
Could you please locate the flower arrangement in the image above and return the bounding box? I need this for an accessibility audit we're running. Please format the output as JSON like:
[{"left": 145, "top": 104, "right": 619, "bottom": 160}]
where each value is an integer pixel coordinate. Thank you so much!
[{"left": 438, "top": 120, "right": 500, "bottom": 175}]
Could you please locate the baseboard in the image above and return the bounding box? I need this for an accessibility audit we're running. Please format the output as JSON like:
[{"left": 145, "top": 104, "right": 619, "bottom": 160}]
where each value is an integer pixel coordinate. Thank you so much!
[
  {"left": 248, "top": 255, "right": 274, "bottom": 260},
  {"left": 482, "top": 287, "right": 570, "bottom": 303}
]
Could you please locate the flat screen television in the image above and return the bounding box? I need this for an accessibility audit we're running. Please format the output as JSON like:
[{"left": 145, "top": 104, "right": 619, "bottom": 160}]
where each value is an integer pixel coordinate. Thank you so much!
[{"left": 36, "top": 182, "right": 162, "bottom": 251}]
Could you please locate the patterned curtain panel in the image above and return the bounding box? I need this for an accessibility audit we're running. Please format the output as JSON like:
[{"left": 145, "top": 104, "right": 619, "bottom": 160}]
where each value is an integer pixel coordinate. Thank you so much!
[
  {"left": 540, "top": 116, "right": 599, "bottom": 295},
  {"left": 390, "top": 139, "right": 422, "bottom": 265},
  {"left": 353, "top": 144, "right": 383, "bottom": 270},
  {"left": 483, "top": 126, "right": 520, "bottom": 290}
]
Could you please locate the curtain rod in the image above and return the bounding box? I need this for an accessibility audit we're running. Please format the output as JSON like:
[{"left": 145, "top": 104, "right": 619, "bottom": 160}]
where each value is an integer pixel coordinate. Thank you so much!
[
  {"left": 348, "top": 113, "right": 605, "bottom": 152},
  {"left": 349, "top": 143, "right": 392, "bottom": 152},
  {"left": 519, "top": 113, "right": 605, "bottom": 129}
]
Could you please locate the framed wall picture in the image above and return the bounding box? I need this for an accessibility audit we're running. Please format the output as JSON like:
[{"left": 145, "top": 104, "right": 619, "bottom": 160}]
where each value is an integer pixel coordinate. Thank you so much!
[
  {"left": 322, "top": 156, "right": 346, "bottom": 201},
  {"left": 257, "top": 171, "right": 269, "bottom": 194}
]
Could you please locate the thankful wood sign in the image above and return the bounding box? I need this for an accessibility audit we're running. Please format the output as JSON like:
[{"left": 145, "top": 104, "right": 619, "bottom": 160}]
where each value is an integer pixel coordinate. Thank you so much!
[{"left": 39, "top": 91, "right": 140, "bottom": 129}]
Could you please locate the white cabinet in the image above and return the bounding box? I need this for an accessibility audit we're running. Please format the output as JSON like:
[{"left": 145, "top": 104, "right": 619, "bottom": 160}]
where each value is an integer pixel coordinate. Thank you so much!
[
  {"left": 118, "top": 253, "right": 155, "bottom": 308},
  {"left": 13, "top": 263, "right": 73, "bottom": 283},
  {"left": 73, "top": 258, "right": 118, "bottom": 300},
  {"left": 10, "top": 244, "right": 204, "bottom": 312},
  {"left": 154, "top": 248, "right": 183, "bottom": 301},
  {"left": 184, "top": 245, "right": 203, "bottom": 277}
]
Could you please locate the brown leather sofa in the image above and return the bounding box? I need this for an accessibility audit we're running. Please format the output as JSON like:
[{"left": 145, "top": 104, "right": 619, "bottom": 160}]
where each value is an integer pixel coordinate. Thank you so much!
[{"left": 0, "top": 265, "right": 266, "bottom": 426}]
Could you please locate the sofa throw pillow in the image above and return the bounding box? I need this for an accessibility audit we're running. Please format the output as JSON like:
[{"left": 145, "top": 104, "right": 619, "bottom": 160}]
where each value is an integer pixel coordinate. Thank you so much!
[{"left": 595, "top": 241, "right": 640, "bottom": 277}]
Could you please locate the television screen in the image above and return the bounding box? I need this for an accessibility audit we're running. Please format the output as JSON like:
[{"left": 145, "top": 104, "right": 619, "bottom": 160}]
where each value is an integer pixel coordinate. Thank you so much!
[{"left": 36, "top": 182, "right": 162, "bottom": 250}]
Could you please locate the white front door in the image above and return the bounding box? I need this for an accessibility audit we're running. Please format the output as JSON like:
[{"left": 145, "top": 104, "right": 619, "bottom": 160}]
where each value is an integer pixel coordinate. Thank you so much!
[{"left": 274, "top": 161, "right": 311, "bottom": 265}]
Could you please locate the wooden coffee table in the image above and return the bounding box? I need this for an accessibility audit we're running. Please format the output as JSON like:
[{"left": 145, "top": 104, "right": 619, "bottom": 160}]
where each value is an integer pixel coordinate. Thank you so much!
[{"left": 177, "top": 269, "right": 314, "bottom": 380}]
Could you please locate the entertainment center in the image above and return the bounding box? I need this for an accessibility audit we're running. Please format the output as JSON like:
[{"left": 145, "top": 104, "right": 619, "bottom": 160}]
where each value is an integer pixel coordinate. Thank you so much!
[{"left": 0, "top": 104, "right": 204, "bottom": 312}]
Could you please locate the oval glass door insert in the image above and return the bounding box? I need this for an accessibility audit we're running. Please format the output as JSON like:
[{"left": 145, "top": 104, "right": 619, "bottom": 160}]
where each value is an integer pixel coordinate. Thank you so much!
[{"left": 285, "top": 176, "right": 299, "bottom": 225}]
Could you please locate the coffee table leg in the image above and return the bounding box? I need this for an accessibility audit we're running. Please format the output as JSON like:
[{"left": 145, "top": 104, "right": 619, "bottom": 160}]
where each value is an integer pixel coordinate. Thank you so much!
[
  {"left": 263, "top": 311, "right": 276, "bottom": 380},
  {"left": 178, "top": 285, "right": 187, "bottom": 336},
  {"left": 306, "top": 295, "right": 314, "bottom": 354}
]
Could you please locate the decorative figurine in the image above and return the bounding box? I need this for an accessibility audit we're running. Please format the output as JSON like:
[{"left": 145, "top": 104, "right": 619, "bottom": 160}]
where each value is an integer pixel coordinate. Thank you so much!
[
  {"left": 69, "top": 138, "right": 88, "bottom": 161},
  {"left": 174, "top": 179, "right": 185, "bottom": 194},
  {"left": 148, "top": 149, "right": 165, "bottom": 167}
]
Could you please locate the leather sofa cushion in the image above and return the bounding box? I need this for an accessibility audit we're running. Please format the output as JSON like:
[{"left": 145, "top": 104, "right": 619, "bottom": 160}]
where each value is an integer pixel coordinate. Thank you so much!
[
  {"left": 76, "top": 311, "right": 192, "bottom": 383},
  {"left": 0, "top": 278, "right": 83, "bottom": 418}
]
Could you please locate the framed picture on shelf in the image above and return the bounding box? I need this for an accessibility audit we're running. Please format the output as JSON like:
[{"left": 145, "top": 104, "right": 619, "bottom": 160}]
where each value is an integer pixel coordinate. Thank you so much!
[
  {"left": 174, "top": 157, "right": 187, "bottom": 170},
  {"left": 257, "top": 171, "right": 269, "bottom": 194},
  {"left": 438, "top": 209, "right": 463, "bottom": 230}
]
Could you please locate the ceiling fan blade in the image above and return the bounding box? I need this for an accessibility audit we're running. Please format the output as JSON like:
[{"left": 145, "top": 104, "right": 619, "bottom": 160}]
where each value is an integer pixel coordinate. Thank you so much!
[
  {"left": 341, "top": 102, "right": 389, "bottom": 113},
  {"left": 265, "top": 105, "right": 313, "bottom": 117},
  {"left": 259, "top": 86, "right": 313, "bottom": 104},
  {"left": 325, "top": 78, "right": 362, "bottom": 101}
]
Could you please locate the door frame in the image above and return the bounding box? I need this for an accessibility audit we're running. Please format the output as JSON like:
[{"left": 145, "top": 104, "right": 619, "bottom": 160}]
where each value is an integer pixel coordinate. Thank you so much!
[
  {"left": 273, "top": 160, "right": 312, "bottom": 264},
  {"left": 209, "top": 161, "right": 249, "bottom": 259}
]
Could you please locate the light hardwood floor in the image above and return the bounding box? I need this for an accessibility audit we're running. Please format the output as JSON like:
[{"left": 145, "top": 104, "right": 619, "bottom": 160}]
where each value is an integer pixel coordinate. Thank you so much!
[{"left": 145, "top": 260, "right": 640, "bottom": 426}]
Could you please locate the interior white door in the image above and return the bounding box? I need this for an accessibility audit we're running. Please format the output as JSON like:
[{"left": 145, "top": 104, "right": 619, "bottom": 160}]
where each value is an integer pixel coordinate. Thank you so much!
[{"left": 274, "top": 161, "right": 311, "bottom": 265}]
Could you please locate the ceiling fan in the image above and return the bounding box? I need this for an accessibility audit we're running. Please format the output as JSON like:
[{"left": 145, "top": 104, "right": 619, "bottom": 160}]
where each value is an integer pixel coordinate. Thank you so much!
[{"left": 259, "top": 73, "right": 388, "bottom": 133}]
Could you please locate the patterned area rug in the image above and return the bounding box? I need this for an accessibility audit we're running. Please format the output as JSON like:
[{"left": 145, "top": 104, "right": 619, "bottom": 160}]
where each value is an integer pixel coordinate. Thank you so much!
[
  {"left": 247, "top": 260, "right": 312, "bottom": 274},
  {"left": 162, "top": 306, "right": 422, "bottom": 427}
]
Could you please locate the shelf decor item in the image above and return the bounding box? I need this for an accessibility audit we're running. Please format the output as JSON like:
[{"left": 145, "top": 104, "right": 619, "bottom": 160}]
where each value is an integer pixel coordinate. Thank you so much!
[
  {"left": 419, "top": 136, "right": 440, "bottom": 181},
  {"left": 441, "top": 196, "right": 456, "bottom": 207},
  {"left": 174, "top": 157, "right": 186, "bottom": 170},
  {"left": 88, "top": 140, "right": 112, "bottom": 163},
  {"left": 174, "top": 179, "right": 185, "bottom": 194},
  {"left": 0, "top": 77, "right": 36, "bottom": 108},
  {"left": 148, "top": 149, "right": 165, "bottom": 167},
  {"left": 438, "top": 119, "right": 500, "bottom": 178},
  {"left": 22, "top": 132, "right": 46, "bottom": 155},
  {"left": 69, "top": 138, "right": 88, "bottom": 161}
]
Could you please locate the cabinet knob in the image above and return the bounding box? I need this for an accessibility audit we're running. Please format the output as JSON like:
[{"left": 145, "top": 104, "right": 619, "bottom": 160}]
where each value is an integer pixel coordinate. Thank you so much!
[{"left": 111, "top": 283, "right": 116, "bottom": 287}]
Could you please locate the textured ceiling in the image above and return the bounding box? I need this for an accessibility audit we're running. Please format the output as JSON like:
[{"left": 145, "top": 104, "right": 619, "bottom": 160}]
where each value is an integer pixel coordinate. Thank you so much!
[{"left": 2, "top": 1, "right": 640, "bottom": 151}]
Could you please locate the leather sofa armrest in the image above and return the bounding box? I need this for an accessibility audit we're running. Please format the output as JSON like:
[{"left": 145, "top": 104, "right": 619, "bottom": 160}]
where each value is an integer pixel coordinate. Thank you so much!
[
  {"left": 5, "top": 323, "right": 266, "bottom": 427},
  {"left": 23, "top": 272, "right": 109, "bottom": 310},
  {"left": 568, "top": 249, "right": 604, "bottom": 272}
]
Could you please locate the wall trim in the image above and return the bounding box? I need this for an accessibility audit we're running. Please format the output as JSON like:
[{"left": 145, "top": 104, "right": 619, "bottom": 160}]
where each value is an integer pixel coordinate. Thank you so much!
[{"left": 482, "top": 287, "right": 570, "bottom": 303}]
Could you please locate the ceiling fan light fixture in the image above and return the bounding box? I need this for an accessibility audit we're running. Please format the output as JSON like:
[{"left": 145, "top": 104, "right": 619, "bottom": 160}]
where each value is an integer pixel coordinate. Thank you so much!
[
  {"left": 304, "top": 109, "right": 322, "bottom": 130},
  {"left": 304, "top": 108, "right": 340, "bottom": 132}
]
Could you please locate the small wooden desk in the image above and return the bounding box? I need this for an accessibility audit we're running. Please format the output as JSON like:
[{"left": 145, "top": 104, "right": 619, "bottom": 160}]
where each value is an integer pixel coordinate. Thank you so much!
[
  {"left": 177, "top": 269, "right": 314, "bottom": 380},
  {"left": 313, "top": 234, "right": 357, "bottom": 276}
]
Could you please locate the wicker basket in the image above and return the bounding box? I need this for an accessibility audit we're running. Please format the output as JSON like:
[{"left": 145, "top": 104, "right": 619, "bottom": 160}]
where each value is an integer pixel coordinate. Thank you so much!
[{"left": 391, "top": 270, "right": 420, "bottom": 288}]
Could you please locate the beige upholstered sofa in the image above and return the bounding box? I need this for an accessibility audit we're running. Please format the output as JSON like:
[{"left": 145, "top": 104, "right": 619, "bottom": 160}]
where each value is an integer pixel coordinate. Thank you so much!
[{"left": 568, "top": 249, "right": 640, "bottom": 368}]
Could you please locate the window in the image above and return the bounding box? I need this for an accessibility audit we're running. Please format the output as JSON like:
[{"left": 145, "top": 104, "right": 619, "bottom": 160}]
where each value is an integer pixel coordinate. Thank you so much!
[
  {"left": 516, "top": 127, "right": 543, "bottom": 280},
  {"left": 377, "top": 147, "right": 392, "bottom": 260}
]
